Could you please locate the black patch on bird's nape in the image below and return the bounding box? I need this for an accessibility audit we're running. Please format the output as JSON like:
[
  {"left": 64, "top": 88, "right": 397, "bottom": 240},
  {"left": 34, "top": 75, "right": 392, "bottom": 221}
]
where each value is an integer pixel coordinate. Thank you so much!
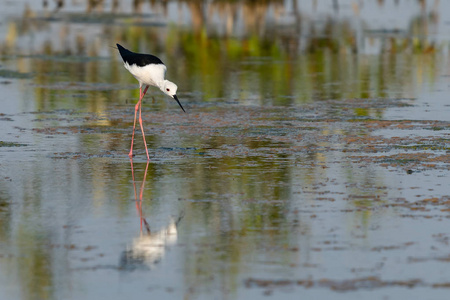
[{"left": 116, "top": 43, "right": 164, "bottom": 67}]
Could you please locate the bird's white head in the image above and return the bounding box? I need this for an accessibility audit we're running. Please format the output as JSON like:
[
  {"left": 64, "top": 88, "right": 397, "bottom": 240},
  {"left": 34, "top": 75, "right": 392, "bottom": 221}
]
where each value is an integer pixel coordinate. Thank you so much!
[
  {"left": 160, "top": 80, "right": 185, "bottom": 112},
  {"left": 161, "top": 80, "right": 178, "bottom": 98}
]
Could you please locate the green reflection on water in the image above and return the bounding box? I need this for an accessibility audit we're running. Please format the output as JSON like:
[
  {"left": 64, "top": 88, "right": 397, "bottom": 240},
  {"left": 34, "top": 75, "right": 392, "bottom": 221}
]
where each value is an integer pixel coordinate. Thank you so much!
[{"left": 0, "top": 0, "right": 442, "bottom": 112}]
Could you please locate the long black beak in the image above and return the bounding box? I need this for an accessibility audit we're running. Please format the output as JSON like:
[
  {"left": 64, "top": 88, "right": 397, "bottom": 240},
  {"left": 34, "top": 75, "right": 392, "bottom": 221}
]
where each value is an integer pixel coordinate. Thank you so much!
[{"left": 173, "top": 95, "right": 185, "bottom": 113}]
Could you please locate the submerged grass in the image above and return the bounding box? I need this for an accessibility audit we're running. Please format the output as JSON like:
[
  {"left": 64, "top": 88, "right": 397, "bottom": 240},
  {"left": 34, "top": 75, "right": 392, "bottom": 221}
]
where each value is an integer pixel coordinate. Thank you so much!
[
  {"left": 0, "top": 69, "right": 33, "bottom": 79},
  {"left": 394, "top": 144, "right": 450, "bottom": 151},
  {"left": 0, "top": 141, "right": 27, "bottom": 147}
]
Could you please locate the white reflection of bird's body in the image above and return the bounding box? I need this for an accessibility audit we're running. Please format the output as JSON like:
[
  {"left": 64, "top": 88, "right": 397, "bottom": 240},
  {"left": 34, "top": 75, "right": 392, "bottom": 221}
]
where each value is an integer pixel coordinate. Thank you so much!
[{"left": 121, "top": 220, "right": 178, "bottom": 269}]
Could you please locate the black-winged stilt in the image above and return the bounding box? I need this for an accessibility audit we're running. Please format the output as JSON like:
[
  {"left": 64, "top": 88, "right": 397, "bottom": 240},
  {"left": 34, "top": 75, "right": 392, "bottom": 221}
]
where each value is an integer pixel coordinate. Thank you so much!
[{"left": 116, "top": 43, "right": 185, "bottom": 160}]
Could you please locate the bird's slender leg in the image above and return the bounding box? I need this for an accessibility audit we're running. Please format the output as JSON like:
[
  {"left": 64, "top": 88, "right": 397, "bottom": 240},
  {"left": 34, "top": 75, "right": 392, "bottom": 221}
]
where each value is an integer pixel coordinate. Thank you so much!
[
  {"left": 128, "top": 87, "right": 141, "bottom": 158},
  {"left": 139, "top": 85, "right": 150, "bottom": 161},
  {"left": 129, "top": 85, "right": 149, "bottom": 159}
]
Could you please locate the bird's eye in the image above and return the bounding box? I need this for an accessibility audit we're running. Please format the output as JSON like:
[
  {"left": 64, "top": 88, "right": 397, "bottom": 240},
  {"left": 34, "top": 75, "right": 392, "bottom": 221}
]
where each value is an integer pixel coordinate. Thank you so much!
[{"left": 166, "top": 88, "right": 170, "bottom": 92}]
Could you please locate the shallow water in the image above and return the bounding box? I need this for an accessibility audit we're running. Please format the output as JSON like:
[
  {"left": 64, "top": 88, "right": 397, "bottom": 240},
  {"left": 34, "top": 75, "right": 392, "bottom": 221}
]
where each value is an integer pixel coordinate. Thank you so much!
[{"left": 0, "top": 1, "right": 450, "bottom": 299}]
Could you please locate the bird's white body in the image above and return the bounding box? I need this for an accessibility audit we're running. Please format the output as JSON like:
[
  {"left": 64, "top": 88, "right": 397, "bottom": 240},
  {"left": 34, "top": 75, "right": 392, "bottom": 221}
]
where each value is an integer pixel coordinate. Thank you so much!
[{"left": 124, "top": 61, "right": 167, "bottom": 88}]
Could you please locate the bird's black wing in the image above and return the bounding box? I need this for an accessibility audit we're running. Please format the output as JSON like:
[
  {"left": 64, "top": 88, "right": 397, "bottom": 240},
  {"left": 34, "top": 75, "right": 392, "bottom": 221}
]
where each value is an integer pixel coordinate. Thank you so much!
[{"left": 116, "top": 43, "right": 164, "bottom": 67}]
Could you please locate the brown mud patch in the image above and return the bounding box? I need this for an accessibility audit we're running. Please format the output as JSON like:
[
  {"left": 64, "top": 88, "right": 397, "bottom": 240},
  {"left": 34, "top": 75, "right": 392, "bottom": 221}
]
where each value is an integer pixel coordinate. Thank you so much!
[
  {"left": 245, "top": 276, "right": 433, "bottom": 292},
  {"left": 26, "top": 104, "right": 449, "bottom": 173}
]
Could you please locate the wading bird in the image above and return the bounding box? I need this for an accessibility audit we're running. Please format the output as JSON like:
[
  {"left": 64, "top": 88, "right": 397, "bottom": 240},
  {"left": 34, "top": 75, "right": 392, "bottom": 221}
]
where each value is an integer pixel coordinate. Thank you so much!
[{"left": 117, "top": 43, "right": 185, "bottom": 160}]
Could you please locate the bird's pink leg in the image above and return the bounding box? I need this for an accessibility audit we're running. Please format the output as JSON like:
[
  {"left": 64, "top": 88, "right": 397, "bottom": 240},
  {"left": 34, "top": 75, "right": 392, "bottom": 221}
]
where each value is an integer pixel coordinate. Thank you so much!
[
  {"left": 139, "top": 85, "right": 150, "bottom": 161},
  {"left": 129, "top": 85, "right": 149, "bottom": 159},
  {"left": 128, "top": 88, "right": 141, "bottom": 158}
]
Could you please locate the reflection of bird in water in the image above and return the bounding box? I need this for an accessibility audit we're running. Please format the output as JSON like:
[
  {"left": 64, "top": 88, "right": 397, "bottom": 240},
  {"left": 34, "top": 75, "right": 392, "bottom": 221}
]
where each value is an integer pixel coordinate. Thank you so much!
[
  {"left": 116, "top": 44, "right": 185, "bottom": 160},
  {"left": 120, "top": 217, "right": 181, "bottom": 270},
  {"left": 120, "top": 159, "right": 184, "bottom": 271}
]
